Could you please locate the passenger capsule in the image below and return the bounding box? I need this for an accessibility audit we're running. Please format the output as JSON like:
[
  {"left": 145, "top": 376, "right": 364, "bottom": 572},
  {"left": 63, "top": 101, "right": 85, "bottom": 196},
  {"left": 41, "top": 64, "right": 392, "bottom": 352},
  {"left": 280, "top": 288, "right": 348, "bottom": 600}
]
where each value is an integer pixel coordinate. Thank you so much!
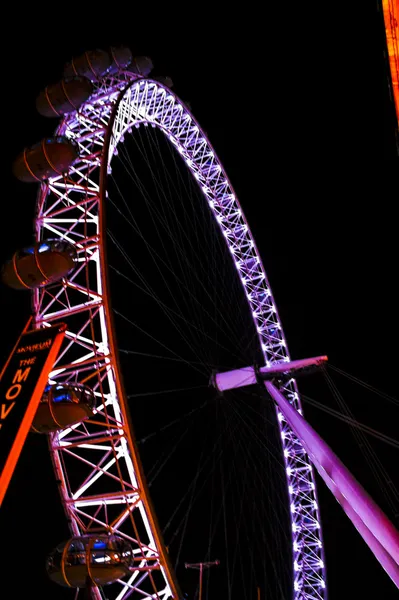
[
  {"left": 1, "top": 239, "right": 77, "bottom": 290},
  {"left": 127, "top": 55, "right": 153, "bottom": 76},
  {"left": 64, "top": 49, "right": 111, "bottom": 81},
  {"left": 46, "top": 535, "right": 133, "bottom": 588},
  {"left": 36, "top": 77, "right": 93, "bottom": 117},
  {"left": 108, "top": 46, "right": 133, "bottom": 73},
  {"left": 31, "top": 383, "right": 95, "bottom": 433},
  {"left": 12, "top": 136, "right": 79, "bottom": 183},
  {"left": 154, "top": 75, "right": 174, "bottom": 88}
]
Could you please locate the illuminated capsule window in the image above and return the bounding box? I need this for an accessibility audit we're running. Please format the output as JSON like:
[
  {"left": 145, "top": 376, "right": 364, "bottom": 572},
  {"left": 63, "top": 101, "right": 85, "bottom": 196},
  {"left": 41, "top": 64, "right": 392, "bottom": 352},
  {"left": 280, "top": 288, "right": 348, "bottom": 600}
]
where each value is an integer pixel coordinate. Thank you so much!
[
  {"left": 12, "top": 136, "right": 79, "bottom": 183},
  {"left": 46, "top": 535, "right": 133, "bottom": 588},
  {"left": 31, "top": 383, "right": 96, "bottom": 433},
  {"left": 1, "top": 239, "right": 77, "bottom": 290}
]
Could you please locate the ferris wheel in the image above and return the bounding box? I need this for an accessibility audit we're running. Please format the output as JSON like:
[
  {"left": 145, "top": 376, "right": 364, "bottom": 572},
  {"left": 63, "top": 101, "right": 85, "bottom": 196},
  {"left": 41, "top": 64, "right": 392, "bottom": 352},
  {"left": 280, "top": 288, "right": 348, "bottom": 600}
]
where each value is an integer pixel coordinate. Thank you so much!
[
  {"left": 2, "top": 47, "right": 327, "bottom": 598},
  {"left": 3, "top": 45, "right": 398, "bottom": 599}
]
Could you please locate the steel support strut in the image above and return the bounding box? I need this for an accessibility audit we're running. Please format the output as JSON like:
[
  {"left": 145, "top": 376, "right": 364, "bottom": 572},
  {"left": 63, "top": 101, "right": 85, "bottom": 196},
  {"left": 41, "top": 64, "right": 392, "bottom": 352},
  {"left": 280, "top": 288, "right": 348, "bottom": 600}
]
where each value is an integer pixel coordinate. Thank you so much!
[
  {"left": 265, "top": 381, "right": 399, "bottom": 587},
  {"left": 213, "top": 357, "right": 399, "bottom": 588},
  {"left": 212, "top": 356, "right": 328, "bottom": 392}
]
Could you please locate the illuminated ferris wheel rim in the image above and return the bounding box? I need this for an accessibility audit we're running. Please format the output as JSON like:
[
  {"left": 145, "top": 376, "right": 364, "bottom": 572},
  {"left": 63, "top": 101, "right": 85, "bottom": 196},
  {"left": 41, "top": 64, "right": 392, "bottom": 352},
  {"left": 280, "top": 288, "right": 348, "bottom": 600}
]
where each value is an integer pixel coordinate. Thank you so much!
[
  {"left": 102, "top": 75, "right": 328, "bottom": 597},
  {"left": 32, "top": 67, "right": 327, "bottom": 599}
]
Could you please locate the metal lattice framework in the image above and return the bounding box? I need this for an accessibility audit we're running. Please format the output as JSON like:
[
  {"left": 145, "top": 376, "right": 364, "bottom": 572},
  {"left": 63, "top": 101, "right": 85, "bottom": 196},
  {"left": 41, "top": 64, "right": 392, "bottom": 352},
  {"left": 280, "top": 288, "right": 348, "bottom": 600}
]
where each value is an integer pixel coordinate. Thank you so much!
[{"left": 33, "top": 69, "right": 327, "bottom": 599}]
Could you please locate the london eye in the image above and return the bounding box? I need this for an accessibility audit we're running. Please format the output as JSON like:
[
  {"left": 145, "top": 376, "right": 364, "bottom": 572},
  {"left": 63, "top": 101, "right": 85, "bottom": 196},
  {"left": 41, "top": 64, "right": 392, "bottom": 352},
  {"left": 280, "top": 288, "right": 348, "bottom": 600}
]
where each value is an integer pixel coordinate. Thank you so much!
[{"left": 1, "top": 6, "right": 398, "bottom": 599}]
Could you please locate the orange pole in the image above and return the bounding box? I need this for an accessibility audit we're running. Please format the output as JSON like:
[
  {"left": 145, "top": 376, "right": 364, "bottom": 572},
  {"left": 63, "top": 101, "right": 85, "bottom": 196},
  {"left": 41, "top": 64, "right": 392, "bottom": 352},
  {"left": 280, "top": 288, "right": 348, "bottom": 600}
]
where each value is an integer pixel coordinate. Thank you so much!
[
  {"left": 185, "top": 560, "right": 219, "bottom": 598},
  {"left": 199, "top": 563, "right": 203, "bottom": 600}
]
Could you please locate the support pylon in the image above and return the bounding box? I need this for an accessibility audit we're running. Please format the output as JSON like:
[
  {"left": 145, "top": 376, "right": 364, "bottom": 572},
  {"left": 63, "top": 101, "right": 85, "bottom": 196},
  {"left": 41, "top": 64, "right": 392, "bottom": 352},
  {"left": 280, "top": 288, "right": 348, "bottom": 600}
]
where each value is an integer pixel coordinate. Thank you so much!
[{"left": 185, "top": 560, "right": 220, "bottom": 600}]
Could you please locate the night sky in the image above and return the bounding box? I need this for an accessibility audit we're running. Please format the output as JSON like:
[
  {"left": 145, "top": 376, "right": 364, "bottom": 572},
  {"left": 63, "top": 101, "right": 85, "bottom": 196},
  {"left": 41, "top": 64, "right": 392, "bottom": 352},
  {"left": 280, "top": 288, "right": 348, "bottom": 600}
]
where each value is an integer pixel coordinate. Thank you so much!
[{"left": 1, "top": 5, "right": 398, "bottom": 600}]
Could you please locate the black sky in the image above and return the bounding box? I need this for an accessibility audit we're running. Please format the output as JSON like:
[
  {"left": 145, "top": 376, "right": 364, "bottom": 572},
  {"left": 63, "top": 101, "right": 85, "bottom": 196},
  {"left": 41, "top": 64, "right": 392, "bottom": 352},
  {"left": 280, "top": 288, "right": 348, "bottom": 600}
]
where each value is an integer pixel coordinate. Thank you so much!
[{"left": 1, "top": 4, "right": 398, "bottom": 599}]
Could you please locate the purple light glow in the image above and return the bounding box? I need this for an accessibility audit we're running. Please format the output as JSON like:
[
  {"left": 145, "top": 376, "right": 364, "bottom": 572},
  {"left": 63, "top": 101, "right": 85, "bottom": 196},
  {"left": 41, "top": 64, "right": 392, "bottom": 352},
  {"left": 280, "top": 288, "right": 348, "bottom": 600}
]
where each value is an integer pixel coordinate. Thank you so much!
[{"left": 265, "top": 380, "right": 399, "bottom": 587}]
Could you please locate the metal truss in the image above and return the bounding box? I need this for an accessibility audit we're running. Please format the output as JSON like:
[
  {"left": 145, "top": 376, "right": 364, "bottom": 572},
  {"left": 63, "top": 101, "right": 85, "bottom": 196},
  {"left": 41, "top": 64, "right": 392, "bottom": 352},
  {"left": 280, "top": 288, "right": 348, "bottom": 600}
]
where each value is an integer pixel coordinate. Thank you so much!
[{"left": 33, "top": 72, "right": 327, "bottom": 599}]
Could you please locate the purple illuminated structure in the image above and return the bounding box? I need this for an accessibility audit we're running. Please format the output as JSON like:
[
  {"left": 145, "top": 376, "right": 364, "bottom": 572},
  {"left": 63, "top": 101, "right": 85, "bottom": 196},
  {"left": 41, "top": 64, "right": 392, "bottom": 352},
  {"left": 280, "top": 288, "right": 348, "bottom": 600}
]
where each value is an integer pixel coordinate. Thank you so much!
[
  {"left": 214, "top": 357, "right": 399, "bottom": 588},
  {"left": 264, "top": 381, "right": 399, "bottom": 587},
  {"left": 212, "top": 355, "right": 328, "bottom": 392},
  {"left": 29, "top": 59, "right": 326, "bottom": 598}
]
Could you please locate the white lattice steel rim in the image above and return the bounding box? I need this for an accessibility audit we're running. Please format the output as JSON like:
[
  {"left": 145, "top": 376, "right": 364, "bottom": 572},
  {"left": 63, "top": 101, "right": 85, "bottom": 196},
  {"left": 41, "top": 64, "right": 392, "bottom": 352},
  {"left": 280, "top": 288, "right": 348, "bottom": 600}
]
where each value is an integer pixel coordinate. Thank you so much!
[{"left": 33, "top": 71, "right": 327, "bottom": 599}]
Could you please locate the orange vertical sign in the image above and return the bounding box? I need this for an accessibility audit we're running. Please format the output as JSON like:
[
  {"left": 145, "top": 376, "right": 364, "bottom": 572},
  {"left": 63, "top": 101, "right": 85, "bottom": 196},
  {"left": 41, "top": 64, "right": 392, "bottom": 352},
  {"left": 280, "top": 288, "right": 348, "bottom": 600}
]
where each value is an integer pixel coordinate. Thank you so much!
[{"left": 0, "top": 321, "right": 66, "bottom": 505}]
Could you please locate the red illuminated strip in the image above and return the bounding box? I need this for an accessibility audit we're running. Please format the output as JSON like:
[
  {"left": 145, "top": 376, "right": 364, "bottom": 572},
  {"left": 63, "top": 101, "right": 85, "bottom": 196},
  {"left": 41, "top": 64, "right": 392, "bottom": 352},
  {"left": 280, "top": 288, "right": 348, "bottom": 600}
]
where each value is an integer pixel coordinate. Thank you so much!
[{"left": 382, "top": 0, "right": 399, "bottom": 126}]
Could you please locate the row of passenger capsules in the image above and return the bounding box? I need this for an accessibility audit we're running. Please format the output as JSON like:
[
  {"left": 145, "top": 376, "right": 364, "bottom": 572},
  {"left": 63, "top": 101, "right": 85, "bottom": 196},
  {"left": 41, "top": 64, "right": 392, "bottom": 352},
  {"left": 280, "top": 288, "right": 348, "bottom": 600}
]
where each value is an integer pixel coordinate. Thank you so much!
[
  {"left": 12, "top": 48, "right": 154, "bottom": 182},
  {"left": 1, "top": 46, "right": 173, "bottom": 589}
]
